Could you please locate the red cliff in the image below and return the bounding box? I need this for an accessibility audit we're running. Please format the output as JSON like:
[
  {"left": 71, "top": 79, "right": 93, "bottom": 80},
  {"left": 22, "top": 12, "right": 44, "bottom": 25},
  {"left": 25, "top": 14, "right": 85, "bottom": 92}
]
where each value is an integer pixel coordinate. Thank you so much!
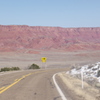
[{"left": 0, "top": 25, "right": 100, "bottom": 52}]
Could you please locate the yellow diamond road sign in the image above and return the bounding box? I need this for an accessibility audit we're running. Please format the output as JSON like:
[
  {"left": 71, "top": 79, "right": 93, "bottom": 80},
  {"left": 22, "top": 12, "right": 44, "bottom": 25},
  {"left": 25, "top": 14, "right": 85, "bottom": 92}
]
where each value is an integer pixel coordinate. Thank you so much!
[{"left": 41, "top": 57, "right": 47, "bottom": 63}]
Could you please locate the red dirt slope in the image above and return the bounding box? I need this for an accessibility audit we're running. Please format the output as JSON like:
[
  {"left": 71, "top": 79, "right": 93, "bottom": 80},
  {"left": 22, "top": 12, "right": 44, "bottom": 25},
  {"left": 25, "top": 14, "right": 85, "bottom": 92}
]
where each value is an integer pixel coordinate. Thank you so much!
[{"left": 0, "top": 25, "right": 100, "bottom": 52}]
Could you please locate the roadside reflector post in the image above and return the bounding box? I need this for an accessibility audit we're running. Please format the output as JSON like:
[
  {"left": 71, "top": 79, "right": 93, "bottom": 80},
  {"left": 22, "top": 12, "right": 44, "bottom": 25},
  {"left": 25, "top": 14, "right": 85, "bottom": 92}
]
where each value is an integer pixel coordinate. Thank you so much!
[
  {"left": 81, "top": 70, "right": 84, "bottom": 89},
  {"left": 41, "top": 57, "right": 47, "bottom": 69}
]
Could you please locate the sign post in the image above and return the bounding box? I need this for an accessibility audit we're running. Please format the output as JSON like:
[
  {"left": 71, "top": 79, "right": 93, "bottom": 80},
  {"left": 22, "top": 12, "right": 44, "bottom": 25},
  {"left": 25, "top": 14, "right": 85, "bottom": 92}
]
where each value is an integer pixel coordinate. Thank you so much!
[
  {"left": 81, "top": 70, "right": 84, "bottom": 89},
  {"left": 41, "top": 57, "right": 47, "bottom": 69}
]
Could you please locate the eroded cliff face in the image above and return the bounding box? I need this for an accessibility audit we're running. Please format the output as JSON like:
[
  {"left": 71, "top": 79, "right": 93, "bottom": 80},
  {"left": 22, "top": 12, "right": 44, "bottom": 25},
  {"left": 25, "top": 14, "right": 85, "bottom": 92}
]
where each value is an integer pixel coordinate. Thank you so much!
[{"left": 0, "top": 25, "right": 100, "bottom": 52}]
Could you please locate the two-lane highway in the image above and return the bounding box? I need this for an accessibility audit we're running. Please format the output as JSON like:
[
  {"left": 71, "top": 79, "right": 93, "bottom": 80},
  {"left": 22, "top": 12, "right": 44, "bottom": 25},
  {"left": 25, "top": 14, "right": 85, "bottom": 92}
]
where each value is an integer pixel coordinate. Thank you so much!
[{"left": 0, "top": 68, "right": 69, "bottom": 100}]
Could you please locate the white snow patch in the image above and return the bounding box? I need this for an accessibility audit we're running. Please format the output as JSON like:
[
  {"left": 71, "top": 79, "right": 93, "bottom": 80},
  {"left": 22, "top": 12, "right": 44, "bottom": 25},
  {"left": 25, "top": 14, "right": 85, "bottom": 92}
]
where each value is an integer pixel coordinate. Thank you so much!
[{"left": 67, "top": 62, "right": 100, "bottom": 83}]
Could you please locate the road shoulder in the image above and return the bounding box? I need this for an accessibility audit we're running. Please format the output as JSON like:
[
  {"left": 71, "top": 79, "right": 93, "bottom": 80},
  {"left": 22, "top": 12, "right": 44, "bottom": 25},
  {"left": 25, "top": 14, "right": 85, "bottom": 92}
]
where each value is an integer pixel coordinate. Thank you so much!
[{"left": 58, "top": 72, "right": 100, "bottom": 100}]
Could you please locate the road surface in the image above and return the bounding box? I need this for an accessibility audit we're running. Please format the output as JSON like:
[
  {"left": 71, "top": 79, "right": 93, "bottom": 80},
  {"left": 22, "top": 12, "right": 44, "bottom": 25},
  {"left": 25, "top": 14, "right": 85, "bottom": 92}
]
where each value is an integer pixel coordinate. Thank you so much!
[{"left": 0, "top": 68, "right": 69, "bottom": 100}]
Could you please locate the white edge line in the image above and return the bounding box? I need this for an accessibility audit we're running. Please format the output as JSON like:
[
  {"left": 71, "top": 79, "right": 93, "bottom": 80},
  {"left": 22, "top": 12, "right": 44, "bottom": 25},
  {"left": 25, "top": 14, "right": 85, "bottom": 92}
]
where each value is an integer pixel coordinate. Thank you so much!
[{"left": 53, "top": 73, "right": 67, "bottom": 100}]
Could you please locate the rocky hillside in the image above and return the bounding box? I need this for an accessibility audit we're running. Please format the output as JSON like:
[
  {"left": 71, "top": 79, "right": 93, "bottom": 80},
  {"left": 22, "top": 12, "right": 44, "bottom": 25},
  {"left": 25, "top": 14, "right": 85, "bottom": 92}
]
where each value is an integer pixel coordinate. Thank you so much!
[{"left": 0, "top": 25, "right": 100, "bottom": 52}]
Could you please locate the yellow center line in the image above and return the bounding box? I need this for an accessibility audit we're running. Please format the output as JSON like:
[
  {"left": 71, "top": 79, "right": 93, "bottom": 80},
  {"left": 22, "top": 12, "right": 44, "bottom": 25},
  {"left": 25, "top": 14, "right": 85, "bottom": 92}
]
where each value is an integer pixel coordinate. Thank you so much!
[
  {"left": 15, "top": 79, "right": 17, "bottom": 81},
  {"left": 0, "top": 70, "right": 46, "bottom": 94},
  {"left": 0, "top": 87, "right": 5, "bottom": 91}
]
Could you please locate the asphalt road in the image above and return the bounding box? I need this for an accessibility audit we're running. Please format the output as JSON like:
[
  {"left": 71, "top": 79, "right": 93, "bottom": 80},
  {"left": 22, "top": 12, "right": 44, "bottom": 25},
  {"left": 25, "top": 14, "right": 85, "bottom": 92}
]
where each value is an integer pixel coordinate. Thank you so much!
[{"left": 0, "top": 68, "right": 69, "bottom": 100}]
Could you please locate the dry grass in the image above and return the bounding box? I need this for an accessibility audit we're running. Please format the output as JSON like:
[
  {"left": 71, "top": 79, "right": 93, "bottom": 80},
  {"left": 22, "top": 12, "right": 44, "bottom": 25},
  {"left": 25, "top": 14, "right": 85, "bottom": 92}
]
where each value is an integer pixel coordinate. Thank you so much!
[{"left": 58, "top": 73, "right": 100, "bottom": 100}]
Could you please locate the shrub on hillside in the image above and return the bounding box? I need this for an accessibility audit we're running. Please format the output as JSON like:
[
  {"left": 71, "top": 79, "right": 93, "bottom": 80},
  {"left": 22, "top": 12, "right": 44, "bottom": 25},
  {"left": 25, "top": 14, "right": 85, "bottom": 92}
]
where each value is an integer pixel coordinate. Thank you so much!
[
  {"left": 0, "top": 67, "right": 10, "bottom": 72},
  {"left": 11, "top": 67, "right": 20, "bottom": 70},
  {"left": 29, "top": 64, "right": 40, "bottom": 69},
  {"left": 0, "top": 67, "right": 20, "bottom": 72}
]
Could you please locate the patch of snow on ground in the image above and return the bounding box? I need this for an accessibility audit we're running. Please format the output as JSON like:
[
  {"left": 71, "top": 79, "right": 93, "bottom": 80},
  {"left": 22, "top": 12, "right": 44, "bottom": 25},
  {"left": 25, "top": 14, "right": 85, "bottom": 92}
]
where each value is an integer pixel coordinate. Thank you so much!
[{"left": 67, "top": 62, "right": 100, "bottom": 83}]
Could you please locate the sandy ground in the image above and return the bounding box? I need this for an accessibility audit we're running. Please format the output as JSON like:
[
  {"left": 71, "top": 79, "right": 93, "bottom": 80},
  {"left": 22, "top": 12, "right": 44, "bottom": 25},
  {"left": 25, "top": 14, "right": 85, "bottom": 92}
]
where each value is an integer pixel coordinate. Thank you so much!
[
  {"left": 58, "top": 72, "right": 100, "bottom": 100},
  {"left": 0, "top": 50, "right": 100, "bottom": 69}
]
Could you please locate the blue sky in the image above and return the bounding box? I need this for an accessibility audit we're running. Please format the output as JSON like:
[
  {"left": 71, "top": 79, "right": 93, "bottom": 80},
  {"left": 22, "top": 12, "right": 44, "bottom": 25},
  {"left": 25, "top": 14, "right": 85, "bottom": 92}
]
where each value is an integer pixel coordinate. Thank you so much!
[{"left": 0, "top": 0, "right": 100, "bottom": 28}]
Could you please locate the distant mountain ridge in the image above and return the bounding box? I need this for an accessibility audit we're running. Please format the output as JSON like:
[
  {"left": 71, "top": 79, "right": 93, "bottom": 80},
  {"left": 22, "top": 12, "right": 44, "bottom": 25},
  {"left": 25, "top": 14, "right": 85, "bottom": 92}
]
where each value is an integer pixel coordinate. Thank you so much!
[{"left": 0, "top": 25, "right": 100, "bottom": 52}]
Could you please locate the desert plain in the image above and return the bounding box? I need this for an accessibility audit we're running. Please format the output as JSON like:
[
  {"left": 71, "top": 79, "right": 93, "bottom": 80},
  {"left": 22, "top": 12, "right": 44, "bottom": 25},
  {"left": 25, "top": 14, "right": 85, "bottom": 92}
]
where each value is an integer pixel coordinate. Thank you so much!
[{"left": 0, "top": 50, "right": 100, "bottom": 70}]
